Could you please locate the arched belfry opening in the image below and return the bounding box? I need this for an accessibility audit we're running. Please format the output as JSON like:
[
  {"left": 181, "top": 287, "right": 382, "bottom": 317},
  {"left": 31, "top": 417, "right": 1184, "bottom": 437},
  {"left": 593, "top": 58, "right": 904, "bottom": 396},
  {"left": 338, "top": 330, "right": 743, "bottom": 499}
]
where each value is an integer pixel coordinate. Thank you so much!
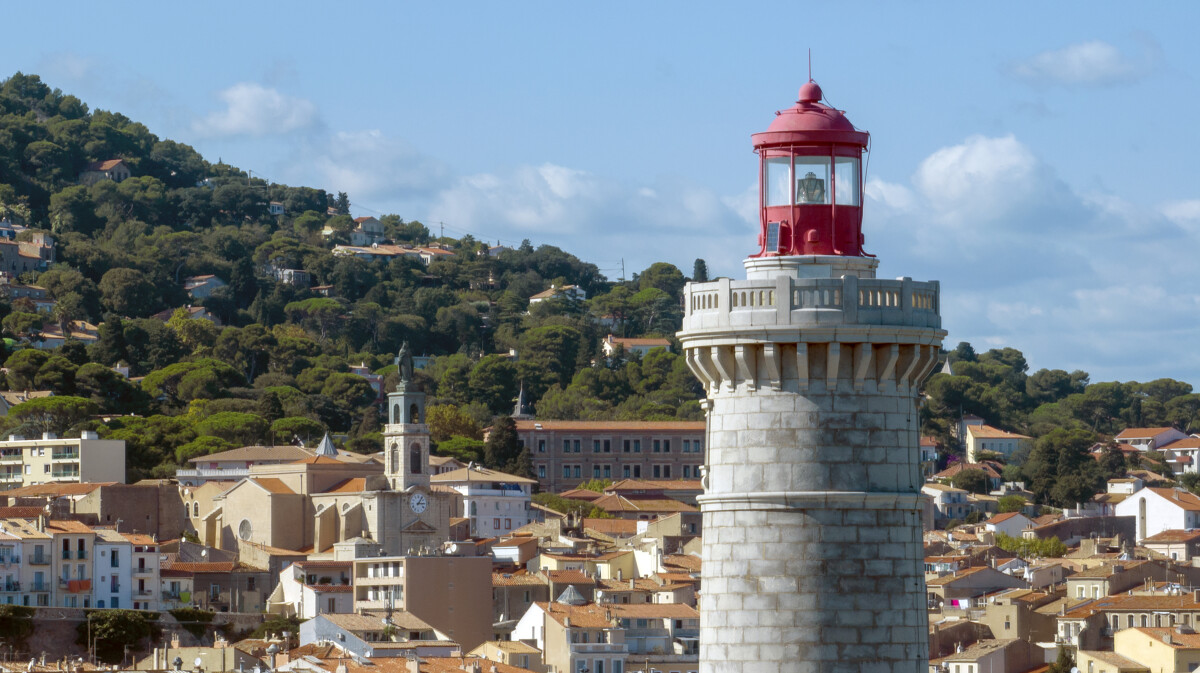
[
  {"left": 409, "top": 443, "right": 422, "bottom": 474},
  {"left": 408, "top": 403, "right": 420, "bottom": 424}
]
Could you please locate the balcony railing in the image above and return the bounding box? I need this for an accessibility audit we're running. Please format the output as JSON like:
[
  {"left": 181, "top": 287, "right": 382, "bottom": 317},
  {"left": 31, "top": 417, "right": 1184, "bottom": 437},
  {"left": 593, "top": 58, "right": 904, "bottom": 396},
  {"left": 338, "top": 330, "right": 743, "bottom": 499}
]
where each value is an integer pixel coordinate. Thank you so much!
[
  {"left": 1, "top": 582, "right": 19, "bottom": 592},
  {"left": 0, "top": 452, "right": 22, "bottom": 462},
  {"left": 30, "top": 582, "right": 48, "bottom": 592},
  {"left": 175, "top": 468, "right": 249, "bottom": 480},
  {"left": 133, "top": 566, "right": 153, "bottom": 576},
  {"left": 77, "top": 550, "right": 87, "bottom": 560},
  {"left": 162, "top": 591, "right": 181, "bottom": 601},
  {"left": 51, "top": 452, "right": 79, "bottom": 461},
  {"left": 0, "top": 556, "right": 20, "bottom": 566},
  {"left": 136, "top": 588, "right": 153, "bottom": 597},
  {"left": 51, "top": 471, "right": 81, "bottom": 479},
  {"left": 29, "top": 555, "right": 48, "bottom": 565}
]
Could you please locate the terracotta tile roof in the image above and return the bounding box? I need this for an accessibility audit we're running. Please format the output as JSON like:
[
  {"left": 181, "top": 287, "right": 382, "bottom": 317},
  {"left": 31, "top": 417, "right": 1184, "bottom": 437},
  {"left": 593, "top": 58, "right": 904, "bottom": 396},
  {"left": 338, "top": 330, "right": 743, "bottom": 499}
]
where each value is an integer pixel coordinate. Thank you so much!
[
  {"left": 663, "top": 553, "right": 701, "bottom": 572},
  {"left": 1166, "top": 438, "right": 1200, "bottom": 449},
  {"left": 321, "top": 477, "right": 367, "bottom": 494},
  {"left": 609, "top": 603, "right": 698, "bottom": 619},
  {"left": 1147, "top": 487, "right": 1200, "bottom": 511},
  {"left": 1128, "top": 627, "right": 1200, "bottom": 648},
  {"left": 1143, "top": 529, "right": 1200, "bottom": 543},
  {"left": 514, "top": 420, "right": 705, "bottom": 432},
  {"left": 558, "top": 488, "right": 601, "bottom": 502},
  {"left": 321, "top": 610, "right": 433, "bottom": 632},
  {"left": 1078, "top": 650, "right": 1149, "bottom": 669},
  {"left": 1, "top": 482, "right": 112, "bottom": 496},
  {"left": 605, "top": 479, "right": 703, "bottom": 492},
  {"left": 0, "top": 507, "right": 46, "bottom": 518},
  {"left": 0, "top": 391, "right": 53, "bottom": 406},
  {"left": 493, "top": 572, "right": 545, "bottom": 587},
  {"left": 430, "top": 465, "right": 537, "bottom": 484},
  {"left": 290, "top": 455, "right": 343, "bottom": 465},
  {"left": 188, "top": 445, "right": 314, "bottom": 464},
  {"left": 543, "top": 550, "right": 631, "bottom": 562},
  {"left": 597, "top": 577, "right": 686, "bottom": 592},
  {"left": 656, "top": 571, "right": 697, "bottom": 584},
  {"left": 46, "top": 520, "right": 94, "bottom": 534},
  {"left": 120, "top": 533, "right": 158, "bottom": 545},
  {"left": 607, "top": 336, "right": 671, "bottom": 347},
  {"left": 926, "top": 567, "right": 990, "bottom": 586},
  {"left": 1069, "top": 560, "right": 1147, "bottom": 578},
  {"left": 546, "top": 570, "right": 596, "bottom": 585},
  {"left": 416, "top": 657, "right": 534, "bottom": 673},
  {"left": 475, "top": 641, "right": 540, "bottom": 654},
  {"left": 589, "top": 494, "right": 698, "bottom": 514},
  {"left": 1116, "top": 427, "right": 1177, "bottom": 439},
  {"left": 933, "top": 462, "right": 1002, "bottom": 480},
  {"left": 987, "top": 512, "right": 1025, "bottom": 525},
  {"left": 309, "top": 584, "right": 352, "bottom": 593},
  {"left": 295, "top": 560, "right": 351, "bottom": 570},
  {"left": 536, "top": 601, "right": 615, "bottom": 628},
  {"left": 1062, "top": 594, "right": 1200, "bottom": 618},
  {"left": 530, "top": 285, "right": 581, "bottom": 300},
  {"left": 161, "top": 561, "right": 237, "bottom": 573},
  {"left": 966, "top": 425, "right": 1031, "bottom": 440},
  {"left": 250, "top": 478, "right": 295, "bottom": 495},
  {"left": 85, "top": 159, "right": 125, "bottom": 171},
  {"left": 583, "top": 518, "right": 639, "bottom": 536}
]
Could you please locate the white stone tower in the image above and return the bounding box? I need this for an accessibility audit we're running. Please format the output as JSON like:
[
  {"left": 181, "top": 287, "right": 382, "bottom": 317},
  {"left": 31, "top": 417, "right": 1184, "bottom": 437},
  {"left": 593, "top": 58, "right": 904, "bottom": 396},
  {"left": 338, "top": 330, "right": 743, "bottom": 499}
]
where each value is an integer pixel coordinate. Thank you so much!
[
  {"left": 383, "top": 342, "right": 430, "bottom": 492},
  {"left": 678, "top": 81, "right": 945, "bottom": 673}
]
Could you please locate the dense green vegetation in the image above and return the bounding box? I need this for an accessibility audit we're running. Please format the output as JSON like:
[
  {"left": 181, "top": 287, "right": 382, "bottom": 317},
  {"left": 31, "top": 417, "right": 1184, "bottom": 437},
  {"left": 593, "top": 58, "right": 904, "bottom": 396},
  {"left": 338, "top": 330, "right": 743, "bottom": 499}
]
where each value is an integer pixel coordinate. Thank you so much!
[
  {"left": 0, "top": 73, "right": 705, "bottom": 480},
  {"left": 924, "top": 342, "right": 1198, "bottom": 506}
]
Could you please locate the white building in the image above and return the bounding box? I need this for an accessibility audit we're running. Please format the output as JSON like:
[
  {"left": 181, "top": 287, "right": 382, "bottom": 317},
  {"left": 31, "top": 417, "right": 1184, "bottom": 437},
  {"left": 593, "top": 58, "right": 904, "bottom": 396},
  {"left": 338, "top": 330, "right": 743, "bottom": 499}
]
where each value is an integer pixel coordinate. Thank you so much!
[
  {"left": 983, "top": 512, "right": 1033, "bottom": 537},
  {"left": 125, "top": 533, "right": 161, "bottom": 611},
  {"left": 1113, "top": 487, "right": 1200, "bottom": 542},
  {"left": 430, "top": 465, "right": 535, "bottom": 539},
  {"left": 528, "top": 284, "right": 586, "bottom": 305},
  {"left": 92, "top": 529, "right": 132, "bottom": 610},
  {"left": 0, "top": 431, "right": 125, "bottom": 490},
  {"left": 182, "top": 275, "right": 227, "bottom": 300},
  {"left": 266, "top": 559, "right": 353, "bottom": 618},
  {"left": 964, "top": 424, "right": 1032, "bottom": 463},
  {"left": 921, "top": 483, "right": 970, "bottom": 522},
  {"left": 1114, "top": 427, "right": 1188, "bottom": 452}
]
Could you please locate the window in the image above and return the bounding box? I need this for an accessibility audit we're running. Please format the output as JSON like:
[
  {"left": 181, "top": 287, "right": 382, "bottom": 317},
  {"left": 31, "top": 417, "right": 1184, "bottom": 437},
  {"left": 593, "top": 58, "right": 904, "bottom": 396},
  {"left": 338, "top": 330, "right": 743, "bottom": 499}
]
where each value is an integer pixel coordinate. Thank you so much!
[
  {"left": 593, "top": 465, "right": 601, "bottom": 478},
  {"left": 110, "top": 550, "right": 119, "bottom": 568},
  {"left": 574, "top": 440, "right": 581, "bottom": 453},
  {"left": 664, "top": 440, "right": 671, "bottom": 453},
  {"left": 695, "top": 439, "right": 703, "bottom": 452},
  {"left": 593, "top": 440, "right": 601, "bottom": 453},
  {"left": 765, "top": 157, "right": 790, "bottom": 206},
  {"left": 663, "top": 465, "right": 671, "bottom": 478},
  {"left": 504, "top": 519, "right": 511, "bottom": 529},
  {"left": 210, "top": 584, "right": 220, "bottom": 600},
  {"left": 538, "top": 440, "right": 546, "bottom": 453},
  {"left": 603, "top": 440, "right": 611, "bottom": 453},
  {"left": 794, "top": 156, "right": 831, "bottom": 204},
  {"left": 596, "top": 660, "right": 605, "bottom": 673},
  {"left": 653, "top": 465, "right": 661, "bottom": 478},
  {"left": 573, "top": 466, "right": 581, "bottom": 478},
  {"left": 623, "top": 440, "right": 630, "bottom": 453},
  {"left": 563, "top": 440, "right": 571, "bottom": 453},
  {"left": 110, "top": 597, "right": 118, "bottom": 609},
  {"left": 44, "top": 465, "right": 50, "bottom": 474},
  {"left": 563, "top": 465, "right": 571, "bottom": 478},
  {"left": 653, "top": 440, "right": 661, "bottom": 453},
  {"left": 683, "top": 440, "right": 690, "bottom": 453},
  {"left": 683, "top": 466, "right": 691, "bottom": 478},
  {"left": 576, "top": 660, "right": 588, "bottom": 673},
  {"left": 193, "top": 502, "right": 200, "bottom": 517},
  {"left": 603, "top": 465, "right": 611, "bottom": 478},
  {"left": 633, "top": 466, "right": 641, "bottom": 478},
  {"left": 623, "top": 466, "right": 630, "bottom": 478},
  {"left": 409, "top": 443, "right": 422, "bottom": 474},
  {"left": 613, "top": 662, "right": 623, "bottom": 673},
  {"left": 538, "top": 466, "right": 547, "bottom": 479},
  {"left": 633, "top": 440, "right": 641, "bottom": 453},
  {"left": 493, "top": 518, "right": 500, "bottom": 529},
  {"left": 834, "top": 156, "right": 861, "bottom": 206}
]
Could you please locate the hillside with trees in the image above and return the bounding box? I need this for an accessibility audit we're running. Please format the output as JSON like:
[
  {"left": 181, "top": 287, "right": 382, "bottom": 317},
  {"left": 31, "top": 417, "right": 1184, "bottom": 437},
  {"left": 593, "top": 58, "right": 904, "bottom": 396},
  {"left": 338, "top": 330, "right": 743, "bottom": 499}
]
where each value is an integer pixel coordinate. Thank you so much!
[{"left": 0, "top": 73, "right": 704, "bottom": 480}]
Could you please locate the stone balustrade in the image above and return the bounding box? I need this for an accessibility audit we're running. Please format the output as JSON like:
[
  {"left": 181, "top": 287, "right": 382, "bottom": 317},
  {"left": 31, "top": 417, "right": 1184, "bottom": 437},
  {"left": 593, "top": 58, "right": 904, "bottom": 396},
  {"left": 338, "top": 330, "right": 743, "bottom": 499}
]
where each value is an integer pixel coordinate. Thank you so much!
[{"left": 683, "top": 275, "right": 941, "bottom": 333}]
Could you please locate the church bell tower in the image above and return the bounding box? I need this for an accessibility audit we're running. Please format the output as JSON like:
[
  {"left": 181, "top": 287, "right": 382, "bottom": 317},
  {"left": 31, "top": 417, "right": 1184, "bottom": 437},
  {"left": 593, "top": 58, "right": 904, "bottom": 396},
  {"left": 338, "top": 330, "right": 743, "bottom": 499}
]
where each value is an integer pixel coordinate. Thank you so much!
[{"left": 383, "top": 342, "right": 430, "bottom": 491}]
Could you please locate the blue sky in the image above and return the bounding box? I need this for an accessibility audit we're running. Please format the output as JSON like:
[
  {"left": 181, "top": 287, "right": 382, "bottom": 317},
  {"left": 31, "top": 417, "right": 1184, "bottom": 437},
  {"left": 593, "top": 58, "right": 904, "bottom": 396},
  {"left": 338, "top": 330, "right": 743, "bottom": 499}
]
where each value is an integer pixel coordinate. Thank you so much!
[{"left": 9, "top": 3, "right": 1200, "bottom": 385}]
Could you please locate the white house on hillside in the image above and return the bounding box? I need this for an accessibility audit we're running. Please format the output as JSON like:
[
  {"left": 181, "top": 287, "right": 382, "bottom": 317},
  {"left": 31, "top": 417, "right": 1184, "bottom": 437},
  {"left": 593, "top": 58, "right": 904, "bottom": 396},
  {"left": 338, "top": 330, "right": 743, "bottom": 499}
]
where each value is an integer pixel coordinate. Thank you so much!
[
  {"left": 983, "top": 512, "right": 1033, "bottom": 537},
  {"left": 1114, "top": 427, "right": 1188, "bottom": 452},
  {"left": 430, "top": 465, "right": 536, "bottom": 538},
  {"left": 1113, "top": 487, "right": 1200, "bottom": 542}
]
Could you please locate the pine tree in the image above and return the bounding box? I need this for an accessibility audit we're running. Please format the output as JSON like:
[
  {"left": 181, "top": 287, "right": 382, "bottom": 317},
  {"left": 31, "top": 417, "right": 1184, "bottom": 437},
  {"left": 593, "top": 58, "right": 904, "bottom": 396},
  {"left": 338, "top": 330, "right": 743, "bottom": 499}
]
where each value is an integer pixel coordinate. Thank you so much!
[{"left": 692, "top": 258, "right": 709, "bottom": 283}]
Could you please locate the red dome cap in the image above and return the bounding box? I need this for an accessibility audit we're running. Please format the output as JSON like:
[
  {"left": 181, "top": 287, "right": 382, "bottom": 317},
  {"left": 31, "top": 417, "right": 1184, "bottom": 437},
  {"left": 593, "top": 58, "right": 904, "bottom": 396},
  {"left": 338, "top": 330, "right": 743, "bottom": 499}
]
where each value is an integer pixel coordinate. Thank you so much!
[{"left": 753, "top": 80, "right": 868, "bottom": 148}]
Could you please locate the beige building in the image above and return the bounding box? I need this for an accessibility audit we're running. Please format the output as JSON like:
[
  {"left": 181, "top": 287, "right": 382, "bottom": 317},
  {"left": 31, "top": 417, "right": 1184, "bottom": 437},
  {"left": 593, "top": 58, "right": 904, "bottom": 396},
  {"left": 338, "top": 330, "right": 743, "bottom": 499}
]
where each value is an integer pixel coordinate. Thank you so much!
[
  {"left": 0, "top": 431, "right": 124, "bottom": 489},
  {"left": 1114, "top": 626, "right": 1200, "bottom": 673},
  {"left": 350, "top": 554, "right": 492, "bottom": 651},
  {"left": 513, "top": 420, "right": 705, "bottom": 492},
  {"left": 0, "top": 517, "right": 52, "bottom": 606},
  {"left": 1075, "top": 650, "right": 1149, "bottom": 673},
  {"left": 470, "top": 641, "right": 546, "bottom": 673},
  {"left": 965, "top": 424, "right": 1033, "bottom": 463}
]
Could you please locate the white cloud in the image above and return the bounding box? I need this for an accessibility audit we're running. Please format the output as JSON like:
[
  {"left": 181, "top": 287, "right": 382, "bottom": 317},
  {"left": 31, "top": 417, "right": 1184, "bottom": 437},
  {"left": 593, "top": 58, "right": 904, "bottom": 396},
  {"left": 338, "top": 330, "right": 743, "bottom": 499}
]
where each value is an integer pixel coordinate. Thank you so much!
[
  {"left": 1013, "top": 40, "right": 1142, "bottom": 87},
  {"left": 427, "top": 163, "right": 751, "bottom": 278},
  {"left": 306, "top": 130, "right": 449, "bottom": 202},
  {"left": 194, "top": 83, "right": 318, "bottom": 137},
  {"left": 862, "top": 132, "right": 1200, "bottom": 384}
]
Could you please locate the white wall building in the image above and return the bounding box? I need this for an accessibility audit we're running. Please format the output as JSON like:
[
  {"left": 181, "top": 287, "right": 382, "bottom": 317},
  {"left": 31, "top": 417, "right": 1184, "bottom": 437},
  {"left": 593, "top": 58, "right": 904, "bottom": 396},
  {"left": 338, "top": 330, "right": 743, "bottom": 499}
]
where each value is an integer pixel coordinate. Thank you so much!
[
  {"left": 430, "top": 465, "right": 535, "bottom": 539},
  {"left": 1113, "top": 487, "right": 1200, "bottom": 542},
  {"left": 125, "top": 533, "right": 161, "bottom": 611}
]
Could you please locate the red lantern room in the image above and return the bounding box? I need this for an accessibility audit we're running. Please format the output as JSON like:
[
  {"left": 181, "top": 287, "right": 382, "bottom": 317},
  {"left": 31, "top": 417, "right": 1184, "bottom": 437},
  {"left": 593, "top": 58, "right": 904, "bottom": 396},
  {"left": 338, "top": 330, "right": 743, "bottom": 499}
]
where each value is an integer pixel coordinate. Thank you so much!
[{"left": 751, "top": 81, "right": 870, "bottom": 258}]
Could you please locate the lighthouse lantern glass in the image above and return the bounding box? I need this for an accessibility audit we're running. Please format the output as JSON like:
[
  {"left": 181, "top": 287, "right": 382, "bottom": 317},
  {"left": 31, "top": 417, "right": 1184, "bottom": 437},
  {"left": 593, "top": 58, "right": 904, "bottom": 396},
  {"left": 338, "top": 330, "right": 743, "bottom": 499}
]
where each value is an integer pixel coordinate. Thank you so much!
[
  {"left": 765, "top": 158, "right": 790, "bottom": 207},
  {"left": 793, "top": 157, "right": 830, "bottom": 205},
  {"left": 834, "top": 157, "right": 860, "bottom": 206}
]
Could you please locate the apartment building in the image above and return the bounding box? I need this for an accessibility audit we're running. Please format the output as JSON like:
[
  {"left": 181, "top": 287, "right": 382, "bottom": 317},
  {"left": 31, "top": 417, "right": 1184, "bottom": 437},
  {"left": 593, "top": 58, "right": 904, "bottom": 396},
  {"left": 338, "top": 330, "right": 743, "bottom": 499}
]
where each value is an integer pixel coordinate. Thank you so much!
[
  {"left": 0, "top": 432, "right": 125, "bottom": 489},
  {"left": 512, "top": 421, "right": 705, "bottom": 492},
  {"left": 351, "top": 554, "right": 492, "bottom": 650},
  {"left": 431, "top": 465, "right": 536, "bottom": 538},
  {"left": 92, "top": 528, "right": 131, "bottom": 609},
  {"left": 48, "top": 519, "right": 94, "bottom": 608},
  {"left": 125, "top": 533, "right": 162, "bottom": 611}
]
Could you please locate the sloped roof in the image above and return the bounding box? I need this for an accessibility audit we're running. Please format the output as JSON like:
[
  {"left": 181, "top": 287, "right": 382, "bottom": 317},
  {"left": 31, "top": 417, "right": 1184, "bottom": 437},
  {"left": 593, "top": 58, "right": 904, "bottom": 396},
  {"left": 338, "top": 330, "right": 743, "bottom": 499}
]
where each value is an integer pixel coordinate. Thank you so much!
[
  {"left": 493, "top": 572, "right": 545, "bottom": 587},
  {"left": 430, "top": 465, "right": 537, "bottom": 485},
  {"left": 1, "top": 482, "right": 111, "bottom": 497},
  {"left": 84, "top": 159, "right": 126, "bottom": 171},
  {"left": 1143, "top": 529, "right": 1200, "bottom": 544},
  {"left": 321, "top": 477, "right": 367, "bottom": 494},
  {"left": 546, "top": 570, "right": 596, "bottom": 586},
  {"left": 250, "top": 478, "right": 295, "bottom": 495},
  {"left": 966, "top": 425, "right": 1031, "bottom": 440},
  {"left": 589, "top": 494, "right": 698, "bottom": 514},
  {"left": 1147, "top": 488, "right": 1200, "bottom": 512},
  {"left": 1116, "top": 427, "right": 1178, "bottom": 439},
  {"left": 187, "top": 445, "right": 313, "bottom": 464}
]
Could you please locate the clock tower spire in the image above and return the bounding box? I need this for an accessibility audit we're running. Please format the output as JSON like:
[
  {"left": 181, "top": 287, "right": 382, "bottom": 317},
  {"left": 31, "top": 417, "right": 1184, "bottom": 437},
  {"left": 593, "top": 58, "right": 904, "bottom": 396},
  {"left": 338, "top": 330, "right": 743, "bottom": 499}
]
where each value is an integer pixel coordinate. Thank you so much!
[{"left": 383, "top": 342, "right": 430, "bottom": 491}]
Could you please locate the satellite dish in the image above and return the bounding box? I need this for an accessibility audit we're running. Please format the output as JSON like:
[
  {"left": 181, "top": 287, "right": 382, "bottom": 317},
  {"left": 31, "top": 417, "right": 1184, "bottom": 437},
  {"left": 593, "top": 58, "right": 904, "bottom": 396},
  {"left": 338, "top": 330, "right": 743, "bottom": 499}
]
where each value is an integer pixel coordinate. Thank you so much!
[
  {"left": 200, "top": 549, "right": 208, "bottom": 558},
  {"left": 1071, "top": 668, "right": 1080, "bottom": 673},
  {"left": 194, "top": 658, "right": 204, "bottom": 668}
]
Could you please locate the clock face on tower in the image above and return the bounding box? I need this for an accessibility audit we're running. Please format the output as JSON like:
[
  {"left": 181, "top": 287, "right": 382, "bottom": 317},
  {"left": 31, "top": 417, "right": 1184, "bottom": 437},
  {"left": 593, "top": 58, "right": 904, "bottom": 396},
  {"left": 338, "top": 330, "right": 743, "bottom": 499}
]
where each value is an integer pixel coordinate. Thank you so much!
[{"left": 409, "top": 492, "right": 428, "bottom": 514}]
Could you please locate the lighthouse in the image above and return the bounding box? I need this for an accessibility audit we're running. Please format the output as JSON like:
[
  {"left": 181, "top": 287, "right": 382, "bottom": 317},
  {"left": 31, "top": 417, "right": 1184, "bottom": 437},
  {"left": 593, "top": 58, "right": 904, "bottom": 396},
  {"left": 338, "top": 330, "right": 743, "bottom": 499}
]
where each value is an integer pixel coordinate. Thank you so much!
[{"left": 678, "top": 81, "right": 945, "bottom": 672}]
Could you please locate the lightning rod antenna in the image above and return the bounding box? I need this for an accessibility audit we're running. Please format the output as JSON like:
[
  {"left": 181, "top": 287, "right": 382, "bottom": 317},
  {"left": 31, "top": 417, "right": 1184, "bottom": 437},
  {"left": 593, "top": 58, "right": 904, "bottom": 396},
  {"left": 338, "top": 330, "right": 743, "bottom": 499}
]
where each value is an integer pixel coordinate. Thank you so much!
[{"left": 808, "top": 49, "right": 812, "bottom": 82}]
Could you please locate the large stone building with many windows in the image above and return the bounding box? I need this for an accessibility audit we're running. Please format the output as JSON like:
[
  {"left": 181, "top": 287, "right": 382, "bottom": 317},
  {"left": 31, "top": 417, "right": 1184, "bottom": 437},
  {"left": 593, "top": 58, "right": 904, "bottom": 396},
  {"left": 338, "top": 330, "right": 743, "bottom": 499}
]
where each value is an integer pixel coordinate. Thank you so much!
[{"left": 511, "top": 420, "right": 705, "bottom": 492}]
